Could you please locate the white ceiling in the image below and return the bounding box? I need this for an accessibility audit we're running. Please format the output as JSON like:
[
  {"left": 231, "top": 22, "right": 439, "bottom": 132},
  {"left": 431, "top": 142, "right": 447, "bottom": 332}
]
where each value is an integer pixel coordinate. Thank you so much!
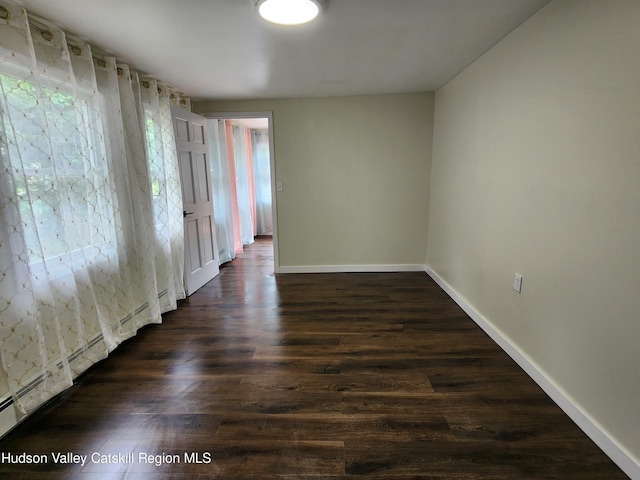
[{"left": 17, "top": 0, "right": 551, "bottom": 101}]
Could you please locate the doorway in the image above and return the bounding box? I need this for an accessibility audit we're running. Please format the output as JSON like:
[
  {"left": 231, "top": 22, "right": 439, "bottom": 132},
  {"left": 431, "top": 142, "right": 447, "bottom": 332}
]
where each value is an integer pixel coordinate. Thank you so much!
[{"left": 203, "top": 111, "right": 279, "bottom": 272}]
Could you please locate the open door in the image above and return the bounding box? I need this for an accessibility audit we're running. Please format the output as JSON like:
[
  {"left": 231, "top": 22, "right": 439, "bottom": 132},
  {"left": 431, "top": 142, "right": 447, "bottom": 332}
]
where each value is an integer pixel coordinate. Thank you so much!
[{"left": 171, "top": 107, "right": 220, "bottom": 295}]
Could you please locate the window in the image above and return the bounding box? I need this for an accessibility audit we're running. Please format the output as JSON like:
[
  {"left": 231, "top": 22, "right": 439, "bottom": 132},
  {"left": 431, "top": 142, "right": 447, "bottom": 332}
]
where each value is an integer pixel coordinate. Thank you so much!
[
  {"left": 0, "top": 7, "right": 187, "bottom": 417},
  {"left": 0, "top": 71, "right": 112, "bottom": 273},
  {"left": 144, "top": 115, "right": 168, "bottom": 231}
]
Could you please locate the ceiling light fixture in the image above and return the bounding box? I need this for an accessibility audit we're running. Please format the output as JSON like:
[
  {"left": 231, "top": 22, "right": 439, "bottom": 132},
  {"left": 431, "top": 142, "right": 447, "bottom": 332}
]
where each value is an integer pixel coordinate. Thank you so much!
[{"left": 255, "top": 0, "right": 325, "bottom": 26}]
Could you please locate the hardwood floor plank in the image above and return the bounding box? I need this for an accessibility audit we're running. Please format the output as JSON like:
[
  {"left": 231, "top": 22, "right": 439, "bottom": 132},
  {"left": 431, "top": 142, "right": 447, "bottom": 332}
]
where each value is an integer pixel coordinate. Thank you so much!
[{"left": 0, "top": 238, "right": 629, "bottom": 479}]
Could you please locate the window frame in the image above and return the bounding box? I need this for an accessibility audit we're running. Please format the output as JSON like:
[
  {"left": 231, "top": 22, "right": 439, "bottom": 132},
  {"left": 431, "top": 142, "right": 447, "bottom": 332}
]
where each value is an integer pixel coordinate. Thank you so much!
[{"left": 0, "top": 64, "right": 115, "bottom": 282}]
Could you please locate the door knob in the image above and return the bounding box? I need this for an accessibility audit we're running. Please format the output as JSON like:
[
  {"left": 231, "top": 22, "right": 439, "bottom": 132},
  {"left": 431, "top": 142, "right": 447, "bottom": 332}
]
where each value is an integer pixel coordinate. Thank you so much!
[{"left": 183, "top": 210, "right": 194, "bottom": 217}]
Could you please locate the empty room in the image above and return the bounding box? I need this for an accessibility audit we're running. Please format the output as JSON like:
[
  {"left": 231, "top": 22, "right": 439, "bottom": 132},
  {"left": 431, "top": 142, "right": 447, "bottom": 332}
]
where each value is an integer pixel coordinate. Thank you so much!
[{"left": 0, "top": 0, "right": 638, "bottom": 478}]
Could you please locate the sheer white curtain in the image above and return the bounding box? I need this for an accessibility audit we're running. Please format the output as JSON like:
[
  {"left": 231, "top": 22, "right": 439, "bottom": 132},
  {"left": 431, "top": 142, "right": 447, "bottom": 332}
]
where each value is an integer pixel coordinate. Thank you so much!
[
  {"left": 139, "top": 79, "right": 185, "bottom": 311},
  {"left": 207, "top": 119, "right": 237, "bottom": 264},
  {"left": 232, "top": 124, "right": 256, "bottom": 246},
  {"left": 252, "top": 129, "right": 273, "bottom": 235},
  {"left": 0, "top": 3, "right": 185, "bottom": 414}
]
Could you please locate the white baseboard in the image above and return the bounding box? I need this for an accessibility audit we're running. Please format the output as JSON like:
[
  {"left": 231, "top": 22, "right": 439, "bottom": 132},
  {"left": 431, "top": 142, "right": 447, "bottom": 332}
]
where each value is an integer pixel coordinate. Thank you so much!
[
  {"left": 277, "top": 264, "right": 426, "bottom": 274},
  {"left": 424, "top": 265, "right": 639, "bottom": 480}
]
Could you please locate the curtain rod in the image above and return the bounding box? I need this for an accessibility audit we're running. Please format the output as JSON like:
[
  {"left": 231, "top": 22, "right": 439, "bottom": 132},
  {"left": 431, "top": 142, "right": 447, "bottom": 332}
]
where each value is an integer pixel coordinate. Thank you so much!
[{"left": 1, "top": 1, "right": 189, "bottom": 103}]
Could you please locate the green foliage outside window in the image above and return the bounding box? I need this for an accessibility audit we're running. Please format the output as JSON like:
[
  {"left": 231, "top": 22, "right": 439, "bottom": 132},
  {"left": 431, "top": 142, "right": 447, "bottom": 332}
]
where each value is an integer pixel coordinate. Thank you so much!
[{"left": 1, "top": 72, "right": 101, "bottom": 260}]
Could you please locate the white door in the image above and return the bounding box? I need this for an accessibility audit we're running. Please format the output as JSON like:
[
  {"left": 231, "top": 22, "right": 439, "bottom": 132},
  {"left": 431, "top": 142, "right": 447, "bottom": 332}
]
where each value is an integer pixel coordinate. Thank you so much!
[{"left": 171, "top": 107, "right": 220, "bottom": 295}]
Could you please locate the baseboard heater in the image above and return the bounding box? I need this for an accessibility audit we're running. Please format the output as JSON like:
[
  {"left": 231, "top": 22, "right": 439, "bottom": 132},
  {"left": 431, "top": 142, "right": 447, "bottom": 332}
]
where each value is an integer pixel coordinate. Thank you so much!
[{"left": 0, "top": 289, "right": 168, "bottom": 415}]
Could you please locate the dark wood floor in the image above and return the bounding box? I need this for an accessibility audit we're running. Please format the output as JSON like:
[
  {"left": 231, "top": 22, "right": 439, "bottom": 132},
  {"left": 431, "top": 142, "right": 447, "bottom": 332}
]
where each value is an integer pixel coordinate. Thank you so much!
[{"left": 0, "top": 238, "right": 629, "bottom": 479}]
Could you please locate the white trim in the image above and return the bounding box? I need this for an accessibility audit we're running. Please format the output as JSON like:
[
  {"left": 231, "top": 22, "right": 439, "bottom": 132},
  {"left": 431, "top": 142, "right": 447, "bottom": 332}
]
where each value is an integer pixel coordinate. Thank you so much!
[
  {"left": 202, "top": 111, "right": 280, "bottom": 273},
  {"left": 278, "top": 264, "right": 426, "bottom": 274},
  {"left": 424, "top": 265, "right": 640, "bottom": 480}
]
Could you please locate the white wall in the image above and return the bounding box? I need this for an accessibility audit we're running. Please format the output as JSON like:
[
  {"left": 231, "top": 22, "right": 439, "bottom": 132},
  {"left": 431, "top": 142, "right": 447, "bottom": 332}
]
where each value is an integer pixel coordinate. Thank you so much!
[
  {"left": 195, "top": 93, "right": 434, "bottom": 272},
  {"left": 427, "top": 0, "right": 640, "bottom": 472}
]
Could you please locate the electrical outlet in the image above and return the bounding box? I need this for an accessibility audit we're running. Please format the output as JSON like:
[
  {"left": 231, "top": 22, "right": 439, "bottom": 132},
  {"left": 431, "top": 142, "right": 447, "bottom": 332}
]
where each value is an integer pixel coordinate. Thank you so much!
[{"left": 513, "top": 273, "right": 523, "bottom": 293}]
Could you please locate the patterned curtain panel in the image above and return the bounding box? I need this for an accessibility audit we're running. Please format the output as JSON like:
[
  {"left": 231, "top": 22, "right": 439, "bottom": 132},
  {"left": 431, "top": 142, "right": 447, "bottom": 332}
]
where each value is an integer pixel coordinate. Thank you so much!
[{"left": 0, "top": 2, "right": 186, "bottom": 414}]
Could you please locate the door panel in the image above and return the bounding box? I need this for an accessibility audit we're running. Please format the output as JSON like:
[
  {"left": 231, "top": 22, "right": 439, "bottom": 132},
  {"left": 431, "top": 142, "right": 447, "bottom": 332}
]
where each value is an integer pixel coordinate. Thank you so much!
[
  {"left": 180, "top": 151, "right": 196, "bottom": 204},
  {"left": 201, "top": 216, "right": 216, "bottom": 265},
  {"left": 186, "top": 218, "right": 201, "bottom": 270},
  {"left": 192, "top": 122, "right": 205, "bottom": 144},
  {"left": 195, "top": 153, "right": 210, "bottom": 202},
  {"left": 172, "top": 107, "right": 220, "bottom": 295},
  {"left": 175, "top": 117, "right": 190, "bottom": 142}
]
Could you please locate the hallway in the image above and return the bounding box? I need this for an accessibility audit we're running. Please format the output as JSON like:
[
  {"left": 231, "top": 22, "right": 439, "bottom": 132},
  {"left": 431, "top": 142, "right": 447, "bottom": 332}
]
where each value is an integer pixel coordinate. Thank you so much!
[{"left": 0, "top": 238, "right": 628, "bottom": 479}]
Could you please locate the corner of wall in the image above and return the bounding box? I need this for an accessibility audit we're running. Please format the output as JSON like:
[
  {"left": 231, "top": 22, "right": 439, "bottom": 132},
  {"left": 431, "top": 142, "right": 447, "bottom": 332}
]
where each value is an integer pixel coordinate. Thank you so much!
[{"left": 424, "top": 264, "right": 640, "bottom": 480}]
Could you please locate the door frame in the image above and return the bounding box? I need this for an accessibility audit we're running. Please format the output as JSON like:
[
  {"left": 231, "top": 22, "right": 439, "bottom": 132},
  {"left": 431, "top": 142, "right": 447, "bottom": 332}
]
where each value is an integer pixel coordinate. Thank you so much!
[{"left": 203, "top": 111, "right": 280, "bottom": 273}]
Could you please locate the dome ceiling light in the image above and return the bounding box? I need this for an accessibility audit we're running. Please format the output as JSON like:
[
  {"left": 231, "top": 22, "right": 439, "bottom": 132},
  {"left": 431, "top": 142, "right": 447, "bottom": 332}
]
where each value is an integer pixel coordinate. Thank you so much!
[{"left": 255, "top": 0, "right": 326, "bottom": 26}]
